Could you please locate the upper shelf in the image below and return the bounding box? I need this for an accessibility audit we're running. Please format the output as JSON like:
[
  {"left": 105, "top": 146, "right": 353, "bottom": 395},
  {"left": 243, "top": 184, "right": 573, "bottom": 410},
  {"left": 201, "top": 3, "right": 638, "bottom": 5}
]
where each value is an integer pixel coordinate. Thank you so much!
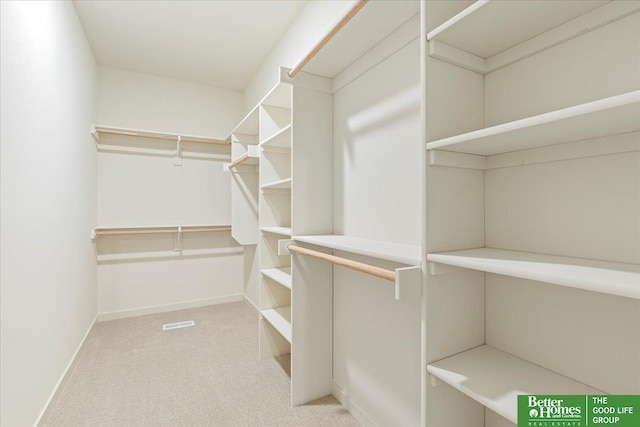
[
  {"left": 261, "top": 177, "right": 292, "bottom": 190},
  {"left": 426, "top": 91, "right": 640, "bottom": 156},
  {"left": 427, "top": 345, "right": 602, "bottom": 424},
  {"left": 303, "top": 1, "right": 419, "bottom": 78},
  {"left": 294, "top": 235, "right": 421, "bottom": 266},
  {"left": 427, "top": 247, "right": 640, "bottom": 300},
  {"left": 92, "top": 125, "right": 228, "bottom": 145},
  {"left": 426, "top": 0, "right": 638, "bottom": 74}
]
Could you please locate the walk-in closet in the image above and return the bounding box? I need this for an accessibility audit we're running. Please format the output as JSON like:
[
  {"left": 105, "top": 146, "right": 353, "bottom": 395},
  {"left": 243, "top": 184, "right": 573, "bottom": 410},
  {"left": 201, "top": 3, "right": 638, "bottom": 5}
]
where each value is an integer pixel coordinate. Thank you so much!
[{"left": 2, "top": 1, "right": 638, "bottom": 426}]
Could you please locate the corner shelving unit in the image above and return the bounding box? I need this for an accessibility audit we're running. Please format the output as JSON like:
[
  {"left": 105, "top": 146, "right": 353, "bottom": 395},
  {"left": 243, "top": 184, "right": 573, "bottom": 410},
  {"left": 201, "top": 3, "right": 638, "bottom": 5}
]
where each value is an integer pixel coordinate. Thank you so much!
[
  {"left": 423, "top": 1, "right": 640, "bottom": 425},
  {"left": 258, "top": 83, "right": 293, "bottom": 362}
]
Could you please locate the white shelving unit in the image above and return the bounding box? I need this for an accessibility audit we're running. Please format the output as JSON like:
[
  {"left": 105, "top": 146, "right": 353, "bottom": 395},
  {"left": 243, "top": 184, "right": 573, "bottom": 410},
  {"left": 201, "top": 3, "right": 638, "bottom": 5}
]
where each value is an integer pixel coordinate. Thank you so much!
[
  {"left": 261, "top": 177, "right": 292, "bottom": 190},
  {"left": 426, "top": 0, "right": 639, "bottom": 74},
  {"left": 427, "top": 345, "right": 602, "bottom": 424},
  {"left": 428, "top": 248, "right": 640, "bottom": 300},
  {"left": 423, "top": 1, "right": 640, "bottom": 425}
]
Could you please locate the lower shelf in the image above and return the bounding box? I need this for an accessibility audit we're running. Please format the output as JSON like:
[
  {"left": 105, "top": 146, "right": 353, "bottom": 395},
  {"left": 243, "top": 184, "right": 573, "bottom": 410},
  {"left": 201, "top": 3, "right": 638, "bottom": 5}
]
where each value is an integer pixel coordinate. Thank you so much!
[
  {"left": 261, "top": 267, "right": 292, "bottom": 289},
  {"left": 261, "top": 306, "right": 292, "bottom": 343},
  {"left": 427, "top": 345, "right": 602, "bottom": 424}
]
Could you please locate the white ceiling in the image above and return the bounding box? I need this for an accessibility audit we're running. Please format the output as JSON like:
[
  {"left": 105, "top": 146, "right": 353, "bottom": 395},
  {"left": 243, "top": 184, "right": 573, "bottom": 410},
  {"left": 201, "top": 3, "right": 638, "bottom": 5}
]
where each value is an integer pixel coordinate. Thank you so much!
[{"left": 73, "top": 0, "right": 306, "bottom": 91}]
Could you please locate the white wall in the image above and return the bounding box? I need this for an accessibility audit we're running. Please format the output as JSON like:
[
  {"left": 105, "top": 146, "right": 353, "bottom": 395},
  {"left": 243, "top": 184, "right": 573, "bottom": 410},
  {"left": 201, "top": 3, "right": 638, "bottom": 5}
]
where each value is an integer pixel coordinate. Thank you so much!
[
  {"left": 332, "top": 38, "right": 422, "bottom": 426},
  {"left": 95, "top": 67, "right": 246, "bottom": 319},
  {"left": 243, "top": 1, "right": 355, "bottom": 111},
  {"left": 0, "top": 2, "right": 97, "bottom": 425}
]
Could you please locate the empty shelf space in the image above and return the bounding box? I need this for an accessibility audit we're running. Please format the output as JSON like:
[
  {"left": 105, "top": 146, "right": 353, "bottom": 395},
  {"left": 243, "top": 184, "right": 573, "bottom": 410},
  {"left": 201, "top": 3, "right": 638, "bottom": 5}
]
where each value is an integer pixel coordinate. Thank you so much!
[
  {"left": 261, "top": 227, "right": 292, "bottom": 237},
  {"left": 428, "top": 345, "right": 602, "bottom": 424},
  {"left": 261, "top": 267, "right": 292, "bottom": 289},
  {"left": 426, "top": 91, "right": 640, "bottom": 156},
  {"left": 426, "top": 0, "right": 635, "bottom": 73},
  {"left": 427, "top": 248, "right": 640, "bottom": 300},
  {"left": 261, "top": 177, "right": 292, "bottom": 190},
  {"left": 260, "top": 307, "right": 292, "bottom": 343},
  {"left": 294, "top": 235, "right": 421, "bottom": 266},
  {"left": 260, "top": 125, "right": 291, "bottom": 149},
  {"left": 229, "top": 106, "right": 259, "bottom": 137}
]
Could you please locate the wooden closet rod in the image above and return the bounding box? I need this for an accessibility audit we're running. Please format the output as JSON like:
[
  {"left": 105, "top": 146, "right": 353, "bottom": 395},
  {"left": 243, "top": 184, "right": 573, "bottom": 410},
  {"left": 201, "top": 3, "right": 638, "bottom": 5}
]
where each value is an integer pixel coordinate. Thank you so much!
[
  {"left": 287, "top": 0, "right": 369, "bottom": 78},
  {"left": 287, "top": 244, "right": 395, "bottom": 282},
  {"left": 94, "top": 126, "right": 228, "bottom": 146},
  {"left": 95, "top": 226, "right": 231, "bottom": 236},
  {"left": 227, "top": 153, "right": 249, "bottom": 170}
]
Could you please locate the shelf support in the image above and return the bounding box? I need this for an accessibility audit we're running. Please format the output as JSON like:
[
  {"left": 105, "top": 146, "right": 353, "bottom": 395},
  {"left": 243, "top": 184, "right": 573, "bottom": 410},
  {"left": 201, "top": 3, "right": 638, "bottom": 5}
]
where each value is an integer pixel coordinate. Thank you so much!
[
  {"left": 174, "top": 226, "right": 183, "bottom": 251},
  {"left": 174, "top": 136, "right": 183, "bottom": 166}
]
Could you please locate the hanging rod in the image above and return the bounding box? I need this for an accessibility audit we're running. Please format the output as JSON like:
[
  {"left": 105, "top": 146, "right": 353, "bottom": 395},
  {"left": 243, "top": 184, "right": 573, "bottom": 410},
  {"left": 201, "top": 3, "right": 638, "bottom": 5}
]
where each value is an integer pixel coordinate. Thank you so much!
[
  {"left": 287, "top": 0, "right": 369, "bottom": 78},
  {"left": 227, "top": 153, "right": 249, "bottom": 170},
  {"left": 287, "top": 243, "right": 395, "bottom": 282},
  {"left": 93, "top": 125, "right": 229, "bottom": 146},
  {"left": 93, "top": 225, "right": 231, "bottom": 237}
]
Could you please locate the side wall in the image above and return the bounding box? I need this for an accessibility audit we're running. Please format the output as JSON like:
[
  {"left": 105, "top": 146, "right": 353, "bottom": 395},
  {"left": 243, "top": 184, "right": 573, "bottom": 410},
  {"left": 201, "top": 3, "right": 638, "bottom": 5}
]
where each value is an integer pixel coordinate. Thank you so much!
[
  {"left": 0, "top": 2, "right": 98, "bottom": 425},
  {"left": 95, "top": 67, "right": 246, "bottom": 319}
]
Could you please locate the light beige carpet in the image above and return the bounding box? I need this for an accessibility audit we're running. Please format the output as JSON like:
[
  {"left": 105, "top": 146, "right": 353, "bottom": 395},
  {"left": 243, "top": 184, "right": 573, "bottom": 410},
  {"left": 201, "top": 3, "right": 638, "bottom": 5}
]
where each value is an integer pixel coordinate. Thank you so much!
[{"left": 40, "top": 302, "right": 359, "bottom": 426}]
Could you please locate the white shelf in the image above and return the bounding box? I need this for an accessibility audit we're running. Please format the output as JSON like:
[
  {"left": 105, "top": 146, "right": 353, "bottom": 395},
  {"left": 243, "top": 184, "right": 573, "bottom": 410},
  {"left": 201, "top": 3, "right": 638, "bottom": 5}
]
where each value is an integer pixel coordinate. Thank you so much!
[
  {"left": 294, "top": 235, "right": 421, "bottom": 266},
  {"left": 427, "top": 248, "right": 640, "bottom": 300},
  {"left": 261, "top": 227, "right": 292, "bottom": 237},
  {"left": 426, "top": 0, "right": 632, "bottom": 74},
  {"left": 92, "top": 124, "right": 228, "bottom": 145},
  {"left": 428, "top": 345, "right": 602, "bottom": 424},
  {"left": 426, "top": 91, "right": 640, "bottom": 156},
  {"left": 261, "top": 177, "right": 292, "bottom": 190},
  {"left": 260, "top": 124, "right": 291, "bottom": 149},
  {"left": 261, "top": 307, "right": 292, "bottom": 343},
  {"left": 229, "top": 106, "right": 259, "bottom": 137},
  {"left": 261, "top": 267, "right": 292, "bottom": 289},
  {"left": 92, "top": 223, "right": 231, "bottom": 239}
]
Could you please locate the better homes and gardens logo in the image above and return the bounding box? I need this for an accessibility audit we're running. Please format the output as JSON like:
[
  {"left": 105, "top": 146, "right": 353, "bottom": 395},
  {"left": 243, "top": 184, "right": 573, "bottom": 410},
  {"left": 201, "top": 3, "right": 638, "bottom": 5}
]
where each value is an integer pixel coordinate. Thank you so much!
[{"left": 518, "top": 395, "right": 640, "bottom": 427}]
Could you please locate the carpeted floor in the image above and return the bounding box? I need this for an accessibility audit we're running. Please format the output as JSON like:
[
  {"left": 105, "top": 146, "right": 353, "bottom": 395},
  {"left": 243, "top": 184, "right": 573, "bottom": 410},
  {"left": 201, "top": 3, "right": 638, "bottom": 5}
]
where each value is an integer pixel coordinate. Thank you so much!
[{"left": 40, "top": 302, "right": 358, "bottom": 426}]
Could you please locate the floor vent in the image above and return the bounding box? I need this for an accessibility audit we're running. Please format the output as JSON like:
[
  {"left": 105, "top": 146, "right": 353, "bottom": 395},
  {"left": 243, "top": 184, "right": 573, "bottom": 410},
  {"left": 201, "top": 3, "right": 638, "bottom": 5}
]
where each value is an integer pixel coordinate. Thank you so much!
[{"left": 162, "top": 320, "right": 195, "bottom": 331}]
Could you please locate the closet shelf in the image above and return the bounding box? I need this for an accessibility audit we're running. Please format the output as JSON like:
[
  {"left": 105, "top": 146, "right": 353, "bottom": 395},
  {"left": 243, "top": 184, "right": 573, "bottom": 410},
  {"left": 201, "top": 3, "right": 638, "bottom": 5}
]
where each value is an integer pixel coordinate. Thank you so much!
[
  {"left": 92, "top": 224, "right": 231, "bottom": 238},
  {"left": 229, "top": 107, "right": 259, "bottom": 137},
  {"left": 260, "top": 125, "right": 291, "bottom": 149},
  {"left": 92, "top": 124, "right": 228, "bottom": 145},
  {"left": 261, "top": 177, "right": 292, "bottom": 190},
  {"left": 426, "top": 0, "right": 634, "bottom": 74},
  {"left": 294, "top": 235, "right": 421, "bottom": 266},
  {"left": 261, "top": 267, "right": 292, "bottom": 289},
  {"left": 261, "top": 307, "right": 292, "bottom": 343},
  {"left": 228, "top": 145, "right": 260, "bottom": 170},
  {"left": 261, "top": 227, "right": 292, "bottom": 237},
  {"left": 426, "top": 91, "right": 640, "bottom": 156},
  {"left": 427, "top": 248, "right": 640, "bottom": 300},
  {"left": 427, "top": 345, "right": 602, "bottom": 424}
]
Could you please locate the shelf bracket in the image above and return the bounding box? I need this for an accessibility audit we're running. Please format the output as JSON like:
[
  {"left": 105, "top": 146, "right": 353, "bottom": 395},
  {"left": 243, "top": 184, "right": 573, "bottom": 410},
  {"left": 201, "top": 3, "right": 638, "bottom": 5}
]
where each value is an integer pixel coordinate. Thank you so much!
[
  {"left": 278, "top": 239, "right": 294, "bottom": 256},
  {"left": 429, "top": 374, "right": 439, "bottom": 388},
  {"left": 90, "top": 227, "right": 97, "bottom": 241},
  {"left": 174, "top": 226, "right": 183, "bottom": 251},
  {"left": 173, "top": 136, "right": 183, "bottom": 166},
  {"left": 395, "top": 266, "right": 422, "bottom": 300}
]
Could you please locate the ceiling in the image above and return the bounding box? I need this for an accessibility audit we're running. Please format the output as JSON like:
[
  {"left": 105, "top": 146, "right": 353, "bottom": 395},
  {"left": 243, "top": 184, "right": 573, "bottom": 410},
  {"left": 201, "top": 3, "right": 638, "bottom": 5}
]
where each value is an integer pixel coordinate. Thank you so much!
[{"left": 73, "top": 0, "right": 307, "bottom": 91}]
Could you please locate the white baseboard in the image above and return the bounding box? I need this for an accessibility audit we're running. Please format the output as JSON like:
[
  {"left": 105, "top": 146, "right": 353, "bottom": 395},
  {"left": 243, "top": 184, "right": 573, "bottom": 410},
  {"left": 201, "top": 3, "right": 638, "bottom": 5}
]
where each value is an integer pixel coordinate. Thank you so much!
[
  {"left": 243, "top": 294, "right": 259, "bottom": 312},
  {"left": 97, "top": 294, "right": 243, "bottom": 321},
  {"left": 35, "top": 313, "right": 98, "bottom": 427},
  {"left": 333, "top": 382, "right": 377, "bottom": 427}
]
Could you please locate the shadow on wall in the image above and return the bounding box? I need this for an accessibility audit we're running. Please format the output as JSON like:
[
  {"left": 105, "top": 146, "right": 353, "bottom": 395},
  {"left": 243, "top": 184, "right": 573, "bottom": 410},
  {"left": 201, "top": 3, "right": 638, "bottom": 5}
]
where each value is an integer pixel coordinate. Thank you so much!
[{"left": 95, "top": 232, "right": 242, "bottom": 264}]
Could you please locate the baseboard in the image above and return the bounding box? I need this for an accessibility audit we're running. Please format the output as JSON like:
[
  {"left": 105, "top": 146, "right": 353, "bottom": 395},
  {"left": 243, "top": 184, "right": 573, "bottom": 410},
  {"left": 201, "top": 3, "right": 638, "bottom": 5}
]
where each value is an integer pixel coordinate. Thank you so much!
[
  {"left": 97, "top": 294, "right": 243, "bottom": 321},
  {"left": 243, "top": 294, "right": 259, "bottom": 312},
  {"left": 333, "top": 382, "right": 377, "bottom": 427},
  {"left": 35, "top": 313, "right": 98, "bottom": 426}
]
